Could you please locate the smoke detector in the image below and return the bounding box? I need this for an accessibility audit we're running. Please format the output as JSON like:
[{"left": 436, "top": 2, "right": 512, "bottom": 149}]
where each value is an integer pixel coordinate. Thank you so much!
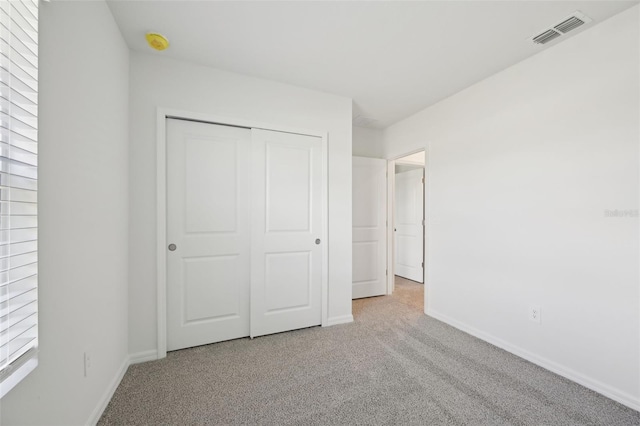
[
  {"left": 531, "top": 11, "right": 592, "bottom": 45},
  {"left": 146, "top": 33, "right": 170, "bottom": 51}
]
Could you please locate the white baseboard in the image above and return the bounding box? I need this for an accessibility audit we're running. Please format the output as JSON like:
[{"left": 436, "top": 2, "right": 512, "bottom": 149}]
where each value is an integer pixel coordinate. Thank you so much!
[
  {"left": 426, "top": 309, "right": 640, "bottom": 412},
  {"left": 86, "top": 350, "right": 160, "bottom": 425},
  {"left": 325, "top": 314, "right": 354, "bottom": 327},
  {"left": 87, "top": 356, "right": 129, "bottom": 426},
  {"left": 129, "top": 349, "right": 159, "bottom": 365}
]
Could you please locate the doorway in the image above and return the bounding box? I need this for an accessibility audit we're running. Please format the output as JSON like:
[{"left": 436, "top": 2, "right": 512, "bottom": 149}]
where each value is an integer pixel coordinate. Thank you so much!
[
  {"left": 350, "top": 150, "right": 426, "bottom": 316},
  {"left": 394, "top": 152, "right": 425, "bottom": 283},
  {"left": 389, "top": 150, "right": 426, "bottom": 309}
]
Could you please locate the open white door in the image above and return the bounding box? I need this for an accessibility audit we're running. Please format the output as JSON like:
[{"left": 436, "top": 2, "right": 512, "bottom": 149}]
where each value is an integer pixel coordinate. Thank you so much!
[
  {"left": 394, "top": 168, "right": 424, "bottom": 283},
  {"left": 352, "top": 156, "right": 387, "bottom": 299},
  {"left": 166, "top": 119, "right": 251, "bottom": 351},
  {"left": 250, "top": 129, "right": 323, "bottom": 338}
]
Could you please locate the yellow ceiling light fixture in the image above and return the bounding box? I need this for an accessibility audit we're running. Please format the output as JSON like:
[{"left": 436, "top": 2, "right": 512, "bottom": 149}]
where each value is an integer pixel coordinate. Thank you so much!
[{"left": 145, "top": 33, "right": 169, "bottom": 51}]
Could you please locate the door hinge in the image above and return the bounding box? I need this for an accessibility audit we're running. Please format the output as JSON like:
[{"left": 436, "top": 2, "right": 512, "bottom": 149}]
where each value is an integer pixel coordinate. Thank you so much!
[
  {"left": 421, "top": 177, "right": 424, "bottom": 184},
  {"left": 421, "top": 262, "right": 424, "bottom": 268},
  {"left": 386, "top": 269, "right": 388, "bottom": 276},
  {"left": 422, "top": 219, "right": 425, "bottom": 226}
]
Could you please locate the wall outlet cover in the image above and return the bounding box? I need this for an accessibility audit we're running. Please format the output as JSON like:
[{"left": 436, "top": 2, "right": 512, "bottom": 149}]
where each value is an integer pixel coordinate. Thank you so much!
[{"left": 529, "top": 305, "right": 541, "bottom": 324}]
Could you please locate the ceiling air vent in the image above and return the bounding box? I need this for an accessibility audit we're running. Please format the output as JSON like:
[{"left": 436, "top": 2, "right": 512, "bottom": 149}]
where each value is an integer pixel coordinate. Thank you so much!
[
  {"left": 531, "top": 11, "right": 592, "bottom": 45},
  {"left": 554, "top": 16, "right": 586, "bottom": 34},
  {"left": 533, "top": 29, "right": 561, "bottom": 45}
]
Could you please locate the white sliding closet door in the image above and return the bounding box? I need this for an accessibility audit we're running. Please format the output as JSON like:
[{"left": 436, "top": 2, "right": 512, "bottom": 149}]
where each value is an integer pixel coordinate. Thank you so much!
[
  {"left": 166, "top": 119, "right": 251, "bottom": 351},
  {"left": 250, "top": 129, "right": 323, "bottom": 338}
]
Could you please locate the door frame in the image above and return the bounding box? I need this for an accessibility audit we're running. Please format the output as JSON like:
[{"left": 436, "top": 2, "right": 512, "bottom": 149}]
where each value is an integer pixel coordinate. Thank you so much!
[
  {"left": 156, "top": 108, "right": 329, "bottom": 359},
  {"left": 386, "top": 149, "right": 429, "bottom": 314}
]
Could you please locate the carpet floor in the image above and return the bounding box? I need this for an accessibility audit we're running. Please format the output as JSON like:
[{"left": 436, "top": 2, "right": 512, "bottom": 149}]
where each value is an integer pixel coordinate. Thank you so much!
[{"left": 99, "top": 279, "right": 639, "bottom": 425}]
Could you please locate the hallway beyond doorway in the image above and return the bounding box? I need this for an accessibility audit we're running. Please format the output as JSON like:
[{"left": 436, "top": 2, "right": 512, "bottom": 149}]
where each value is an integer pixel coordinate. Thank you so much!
[
  {"left": 353, "top": 275, "right": 424, "bottom": 318},
  {"left": 392, "top": 276, "right": 424, "bottom": 312}
]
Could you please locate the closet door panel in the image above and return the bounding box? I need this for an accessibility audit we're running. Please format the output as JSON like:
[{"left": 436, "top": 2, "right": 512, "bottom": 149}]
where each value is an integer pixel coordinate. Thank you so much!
[
  {"left": 166, "top": 119, "right": 251, "bottom": 351},
  {"left": 250, "top": 129, "right": 323, "bottom": 338}
]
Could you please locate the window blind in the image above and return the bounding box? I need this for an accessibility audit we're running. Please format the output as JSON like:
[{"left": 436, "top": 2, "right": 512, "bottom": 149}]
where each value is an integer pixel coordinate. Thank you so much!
[{"left": 0, "top": 0, "right": 38, "bottom": 396}]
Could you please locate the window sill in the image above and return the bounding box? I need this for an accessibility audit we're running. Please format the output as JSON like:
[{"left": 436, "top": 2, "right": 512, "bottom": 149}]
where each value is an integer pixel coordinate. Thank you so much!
[{"left": 0, "top": 349, "right": 38, "bottom": 399}]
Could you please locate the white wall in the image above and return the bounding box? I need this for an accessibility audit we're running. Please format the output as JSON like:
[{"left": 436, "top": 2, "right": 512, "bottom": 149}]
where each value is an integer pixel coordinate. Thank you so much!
[
  {"left": 0, "top": 1, "right": 130, "bottom": 425},
  {"left": 128, "top": 53, "right": 353, "bottom": 356},
  {"left": 384, "top": 6, "right": 639, "bottom": 409},
  {"left": 353, "top": 125, "right": 384, "bottom": 158}
]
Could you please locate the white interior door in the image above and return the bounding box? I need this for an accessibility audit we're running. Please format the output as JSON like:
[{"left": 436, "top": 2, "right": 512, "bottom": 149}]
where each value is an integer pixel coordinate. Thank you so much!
[
  {"left": 166, "top": 119, "right": 251, "bottom": 351},
  {"left": 352, "top": 156, "right": 387, "bottom": 299},
  {"left": 395, "top": 168, "right": 424, "bottom": 283},
  {"left": 250, "top": 129, "right": 323, "bottom": 338}
]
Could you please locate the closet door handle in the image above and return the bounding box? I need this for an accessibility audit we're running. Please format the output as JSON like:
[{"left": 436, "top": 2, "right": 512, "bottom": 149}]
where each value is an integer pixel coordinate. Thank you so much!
[
  {"left": 315, "top": 239, "right": 321, "bottom": 245},
  {"left": 168, "top": 244, "right": 177, "bottom": 251}
]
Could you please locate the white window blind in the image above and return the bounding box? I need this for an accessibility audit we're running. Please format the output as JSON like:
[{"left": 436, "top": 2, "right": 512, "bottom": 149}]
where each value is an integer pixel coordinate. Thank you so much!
[{"left": 0, "top": 0, "right": 38, "bottom": 398}]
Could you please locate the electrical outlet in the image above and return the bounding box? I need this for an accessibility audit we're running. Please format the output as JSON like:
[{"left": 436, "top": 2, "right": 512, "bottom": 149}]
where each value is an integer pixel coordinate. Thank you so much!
[
  {"left": 84, "top": 352, "right": 92, "bottom": 377},
  {"left": 529, "top": 305, "right": 541, "bottom": 324}
]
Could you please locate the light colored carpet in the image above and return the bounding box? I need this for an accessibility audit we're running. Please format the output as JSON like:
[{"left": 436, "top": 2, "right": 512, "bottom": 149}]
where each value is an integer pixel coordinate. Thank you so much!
[{"left": 99, "top": 278, "right": 639, "bottom": 425}]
